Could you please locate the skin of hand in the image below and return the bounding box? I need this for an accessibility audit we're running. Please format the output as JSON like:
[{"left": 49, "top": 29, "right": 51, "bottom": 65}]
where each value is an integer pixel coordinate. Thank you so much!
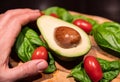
[{"left": 0, "top": 9, "right": 48, "bottom": 82}]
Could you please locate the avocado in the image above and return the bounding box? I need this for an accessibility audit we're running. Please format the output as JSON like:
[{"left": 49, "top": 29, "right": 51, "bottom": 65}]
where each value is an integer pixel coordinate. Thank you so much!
[{"left": 37, "top": 15, "right": 91, "bottom": 60}]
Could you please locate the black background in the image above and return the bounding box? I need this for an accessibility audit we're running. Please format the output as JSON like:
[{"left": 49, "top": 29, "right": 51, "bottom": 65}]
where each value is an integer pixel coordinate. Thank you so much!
[{"left": 0, "top": 0, "right": 120, "bottom": 22}]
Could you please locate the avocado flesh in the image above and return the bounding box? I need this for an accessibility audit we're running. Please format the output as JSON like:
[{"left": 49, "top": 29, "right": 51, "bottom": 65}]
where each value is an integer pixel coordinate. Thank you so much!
[{"left": 37, "top": 15, "right": 91, "bottom": 59}]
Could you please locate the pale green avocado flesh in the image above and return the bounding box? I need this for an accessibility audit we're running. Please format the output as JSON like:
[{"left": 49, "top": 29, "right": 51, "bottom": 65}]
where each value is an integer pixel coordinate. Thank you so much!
[{"left": 37, "top": 15, "right": 91, "bottom": 60}]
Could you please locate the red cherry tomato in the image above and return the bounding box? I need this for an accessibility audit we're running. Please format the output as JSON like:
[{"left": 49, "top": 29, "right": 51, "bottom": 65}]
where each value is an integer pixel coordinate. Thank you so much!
[
  {"left": 31, "top": 46, "right": 48, "bottom": 60},
  {"left": 40, "top": 11, "right": 45, "bottom": 16},
  {"left": 84, "top": 56, "right": 103, "bottom": 82},
  {"left": 73, "top": 19, "right": 92, "bottom": 33},
  {"left": 50, "top": 13, "right": 59, "bottom": 18}
]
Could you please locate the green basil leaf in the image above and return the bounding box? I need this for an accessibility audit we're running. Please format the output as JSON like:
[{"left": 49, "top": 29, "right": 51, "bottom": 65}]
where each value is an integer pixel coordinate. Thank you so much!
[
  {"left": 98, "top": 58, "right": 120, "bottom": 71},
  {"left": 97, "top": 58, "right": 120, "bottom": 82},
  {"left": 15, "top": 27, "right": 46, "bottom": 62},
  {"left": 44, "top": 52, "right": 56, "bottom": 73},
  {"left": 69, "top": 62, "right": 91, "bottom": 82},
  {"left": 100, "top": 70, "right": 119, "bottom": 82},
  {"left": 93, "top": 22, "right": 120, "bottom": 56},
  {"left": 43, "top": 6, "right": 73, "bottom": 22}
]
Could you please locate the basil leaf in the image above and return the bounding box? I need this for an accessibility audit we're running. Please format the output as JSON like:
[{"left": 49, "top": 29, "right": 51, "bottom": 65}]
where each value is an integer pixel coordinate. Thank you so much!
[
  {"left": 69, "top": 62, "right": 91, "bottom": 82},
  {"left": 100, "top": 70, "right": 119, "bottom": 82},
  {"left": 98, "top": 58, "right": 120, "bottom": 82},
  {"left": 98, "top": 58, "right": 120, "bottom": 71},
  {"left": 43, "top": 6, "right": 73, "bottom": 22},
  {"left": 44, "top": 52, "right": 56, "bottom": 73},
  {"left": 93, "top": 22, "right": 120, "bottom": 56},
  {"left": 15, "top": 27, "right": 46, "bottom": 62}
]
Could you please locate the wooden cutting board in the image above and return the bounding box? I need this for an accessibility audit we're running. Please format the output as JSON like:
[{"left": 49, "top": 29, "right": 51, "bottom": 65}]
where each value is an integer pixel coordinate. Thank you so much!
[{"left": 10, "top": 11, "right": 120, "bottom": 82}]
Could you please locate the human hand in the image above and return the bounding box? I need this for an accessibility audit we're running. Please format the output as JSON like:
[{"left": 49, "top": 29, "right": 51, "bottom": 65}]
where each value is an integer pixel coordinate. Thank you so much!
[{"left": 0, "top": 9, "right": 48, "bottom": 82}]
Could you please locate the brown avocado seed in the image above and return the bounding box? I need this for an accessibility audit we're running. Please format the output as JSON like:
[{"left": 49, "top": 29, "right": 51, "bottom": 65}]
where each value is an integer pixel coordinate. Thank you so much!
[{"left": 54, "top": 26, "right": 81, "bottom": 48}]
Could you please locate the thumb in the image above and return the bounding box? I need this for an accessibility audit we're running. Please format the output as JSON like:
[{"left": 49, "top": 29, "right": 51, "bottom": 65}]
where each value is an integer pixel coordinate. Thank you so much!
[{"left": 9, "top": 59, "right": 48, "bottom": 81}]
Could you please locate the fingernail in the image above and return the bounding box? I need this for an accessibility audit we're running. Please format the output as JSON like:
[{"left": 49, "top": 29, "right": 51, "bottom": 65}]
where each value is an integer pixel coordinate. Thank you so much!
[{"left": 37, "top": 60, "right": 48, "bottom": 71}]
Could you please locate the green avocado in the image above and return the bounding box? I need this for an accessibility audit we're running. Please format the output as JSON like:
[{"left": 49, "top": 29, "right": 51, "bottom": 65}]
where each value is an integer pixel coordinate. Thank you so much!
[{"left": 37, "top": 15, "right": 91, "bottom": 60}]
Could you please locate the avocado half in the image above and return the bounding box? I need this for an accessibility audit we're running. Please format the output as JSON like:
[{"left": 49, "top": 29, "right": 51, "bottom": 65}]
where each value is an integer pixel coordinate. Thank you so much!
[{"left": 37, "top": 15, "right": 91, "bottom": 60}]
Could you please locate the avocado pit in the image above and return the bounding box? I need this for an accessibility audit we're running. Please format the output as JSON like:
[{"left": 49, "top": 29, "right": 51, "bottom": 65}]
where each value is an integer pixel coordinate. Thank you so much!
[{"left": 54, "top": 26, "right": 81, "bottom": 48}]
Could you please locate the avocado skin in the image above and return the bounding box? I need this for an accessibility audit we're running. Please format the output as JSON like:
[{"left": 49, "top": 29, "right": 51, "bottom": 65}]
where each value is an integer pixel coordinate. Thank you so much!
[
  {"left": 48, "top": 47, "right": 90, "bottom": 61},
  {"left": 54, "top": 52, "right": 88, "bottom": 61}
]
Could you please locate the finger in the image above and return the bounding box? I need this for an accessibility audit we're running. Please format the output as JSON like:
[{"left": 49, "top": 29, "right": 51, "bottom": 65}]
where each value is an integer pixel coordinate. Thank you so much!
[
  {"left": 0, "top": 9, "right": 40, "bottom": 27},
  {"left": 5, "top": 8, "right": 36, "bottom": 15},
  {"left": 0, "top": 9, "right": 41, "bottom": 63},
  {"left": 5, "top": 9, "right": 40, "bottom": 36},
  {"left": 15, "top": 9, "right": 41, "bottom": 25},
  {"left": 0, "top": 8, "right": 40, "bottom": 28},
  {"left": 8, "top": 59, "right": 48, "bottom": 81}
]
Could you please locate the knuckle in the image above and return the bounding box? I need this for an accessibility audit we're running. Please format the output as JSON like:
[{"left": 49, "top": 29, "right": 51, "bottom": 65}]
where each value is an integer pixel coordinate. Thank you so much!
[{"left": 4, "top": 10, "right": 15, "bottom": 19}]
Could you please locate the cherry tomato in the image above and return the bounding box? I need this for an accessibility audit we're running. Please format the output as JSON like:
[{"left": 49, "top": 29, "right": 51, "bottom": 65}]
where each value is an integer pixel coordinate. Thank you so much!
[
  {"left": 50, "top": 13, "right": 59, "bottom": 18},
  {"left": 84, "top": 56, "right": 103, "bottom": 82},
  {"left": 31, "top": 46, "right": 48, "bottom": 60},
  {"left": 39, "top": 11, "right": 45, "bottom": 16},
  {"left": 73, "top": 19, "right": 92, "bottom": 33}
]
